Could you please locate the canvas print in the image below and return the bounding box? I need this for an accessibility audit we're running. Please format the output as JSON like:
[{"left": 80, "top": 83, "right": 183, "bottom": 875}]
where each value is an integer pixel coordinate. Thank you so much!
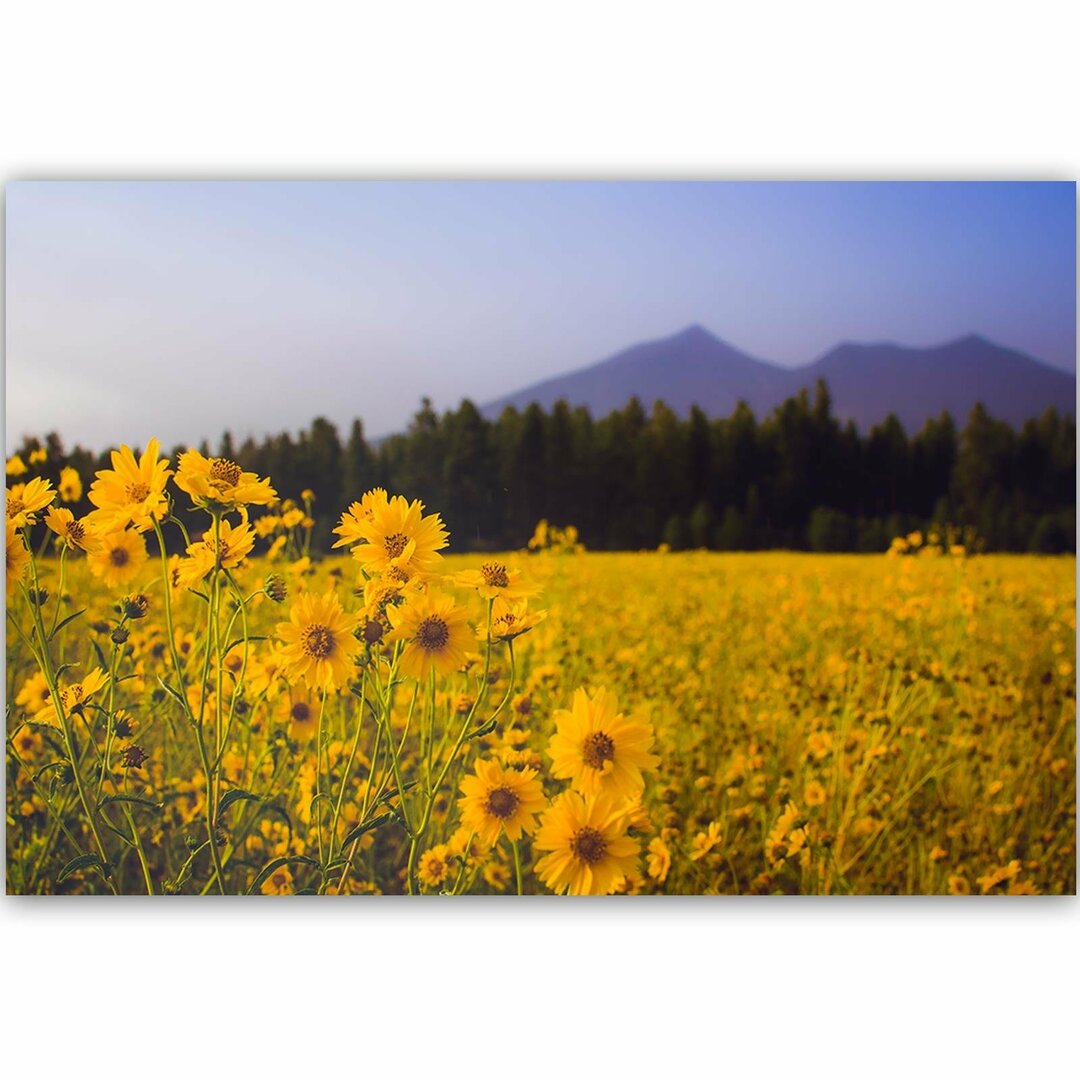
[{"left": 4, "top": 180, "right": 1075, "bottom": 896}]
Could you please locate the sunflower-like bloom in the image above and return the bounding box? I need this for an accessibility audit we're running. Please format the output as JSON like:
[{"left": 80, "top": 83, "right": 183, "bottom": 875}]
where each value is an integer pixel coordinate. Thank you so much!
[
  {"left": 646, "top": 837, "right": 672, "bottom": 884},
  {"left": 277, "top": 589, "right": 358, "bottom": 689},
  {"left": 6, "top": 454, "right": 28, "bottom": 477},
  {"left": 278, "top": 687, "right": 321, "bottom": 740},
  {"left": 6, "top": 477, "right": 56, "bottom": 528},
  {"left": 32, "top": 667, "right": 109, "bottom": 728},
  {"left": 174, "top": 449, "right": 276, "bottom": 511},
  {"left": 6, "top": 518, "right": 31, "bottom": 595},
  {"left": 332, "top": 487, "right": 390, "bottom": 549},
  {"left": 533, "top": 791, "right": 640, "bottom": 896},
  {"left": 174, "top": 514, "right": 256, "bottom": 590},
  {"left": 417, "top": 844, "right": 453, "bottom": 890},
  {"left": 455, "top": 560, "right": 539, "bottom": 601},
  {"left": 547, "top": 686, "right": 659, "bottom": 801},
  {"left": 86, "top": 438, "right": 171, "bottom": 533},
  {"left": 345, "top": 494, "right": 449, "bottom": 581},
  {"left": 58, "top": 466, "right": 83, "bottom": 503},
  {"left": 483, "top": 597, "right": 547, "bottom": 642},
  {"left": 458, "top": 757, "right": 547, "bottom": 846},
  {"left": 45, "top": 506, "right": 97, "bottom": 552},
  {"left": 87, "top": 528, "right": 148, "bottom": 588},
  {"left": 385, "top": 589, "right": 472, "bottom": 680}
]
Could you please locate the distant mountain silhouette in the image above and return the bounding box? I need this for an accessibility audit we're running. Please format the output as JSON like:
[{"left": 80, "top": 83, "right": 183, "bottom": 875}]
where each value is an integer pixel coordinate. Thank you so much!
[{"left": 480, "top": 325, "right": 1075, "bottom": 430}]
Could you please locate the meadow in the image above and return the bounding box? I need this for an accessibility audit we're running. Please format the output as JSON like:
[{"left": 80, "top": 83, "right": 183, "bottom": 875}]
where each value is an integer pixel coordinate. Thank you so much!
[{"left": 5, "top": 447, "right": 1076, "bottom": 895}]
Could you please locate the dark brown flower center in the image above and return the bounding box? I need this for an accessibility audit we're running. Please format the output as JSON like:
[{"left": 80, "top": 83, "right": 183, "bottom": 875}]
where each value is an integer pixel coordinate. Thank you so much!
[
  {"left": 480, "top": 561, "right": 510, "bottom": 588},
  {"left": 582, "top": 731, "right": 615, "bottom": 770},
  {"left": 570, "top": 826, "right": 607, "bottom": 864},
  {"left": 415, "top": 615, "right": 449, "bottom": 651},
  {"left": 384, "top": 532, "right": 409, "bottom": 560},
  {"left": 68, "top": 520, "right": 86, "bottom": 543},
  {"left": 210, "top": 458, "right": 243, "bottom": 487},
  {"left": 109, "top": 546, "right": 130, "bottom": 567},
  {"left": 125, "top": 481, "right": 150, "bottom": 502},
  {"left": 300, "top": 624, "right": 334, "bottom": 659},
  {"left": 290, "top": 702, "right": 312, "bottom": 723},
  {"left": 484, "top": 786, "right": 520, "bottom": 819}
]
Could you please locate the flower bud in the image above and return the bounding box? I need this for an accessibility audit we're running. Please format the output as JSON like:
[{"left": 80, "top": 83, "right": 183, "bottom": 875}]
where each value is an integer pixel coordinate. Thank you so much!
[
  {"left": 265, "top": 573, "right": 287, "bottom": 603},
  {"left": 122, "top": 593, "right": 150, "bottom": 620}
]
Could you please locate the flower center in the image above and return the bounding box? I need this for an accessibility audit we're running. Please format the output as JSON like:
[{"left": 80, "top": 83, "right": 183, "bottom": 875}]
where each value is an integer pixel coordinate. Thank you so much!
[
  {"left": 582, "top": 731, "right": 615, "bottom": 770},
  {"left": 415, "top": 615, "right": 449, "bottom": 651},
  {"left": 8, "top": 496, "right": 25, "bottom": 516},
  {"left": 480, "top": 561, "right": 510, "bottom": 588},
  {"left": 109, "top": 546, "right": 130, "bottom": 567},
  {"left": 125, "top": 481, "right": 150, "bottom": 502},
  {"left": 384, "top": 532, "right": 409, "bottom": 560},
  {"left": 68, "top": 520, "right": 86, "bottom": 543},
  {"left": 570, "top": 826, "right": 607, "bottom": 864},
  {"left": 300, "top": 624, "right": 334, "bottom": 659},
  {"left": 484, "top": 786, "right": 520, "bottom": 819},
  {"left": 210, "top": 458, "right": 243, "bottom": 487},
  {"left": 290, "top": 702, "right": 312, "bottom": 723}
]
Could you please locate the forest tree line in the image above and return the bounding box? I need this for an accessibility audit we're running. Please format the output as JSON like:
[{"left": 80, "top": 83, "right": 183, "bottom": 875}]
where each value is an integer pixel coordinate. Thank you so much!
[{"left": 14, "top": 381, "right": 1077, "bottom": 554}]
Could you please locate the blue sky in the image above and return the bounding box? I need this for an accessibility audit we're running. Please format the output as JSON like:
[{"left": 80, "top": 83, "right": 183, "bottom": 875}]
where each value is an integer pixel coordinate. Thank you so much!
[{"left": 5, "top": 180, "right": 1075, "bottom": 451}]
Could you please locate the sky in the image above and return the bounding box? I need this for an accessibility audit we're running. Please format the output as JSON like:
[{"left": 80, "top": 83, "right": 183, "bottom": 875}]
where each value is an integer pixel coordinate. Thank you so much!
[{"left": 5, "top": 180, "right": 1076, "bottom": 452}]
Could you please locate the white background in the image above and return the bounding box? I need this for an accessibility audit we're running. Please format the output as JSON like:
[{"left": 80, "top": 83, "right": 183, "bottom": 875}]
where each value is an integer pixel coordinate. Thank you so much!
[{"left": 2, "top": 2, "right": 1077, "bottom": 1076}]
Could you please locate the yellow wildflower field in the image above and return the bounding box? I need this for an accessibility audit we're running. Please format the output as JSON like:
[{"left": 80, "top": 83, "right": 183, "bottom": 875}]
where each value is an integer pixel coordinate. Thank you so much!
[{"left": 5, "top": 460, "right": 1076, "bottom": 895}]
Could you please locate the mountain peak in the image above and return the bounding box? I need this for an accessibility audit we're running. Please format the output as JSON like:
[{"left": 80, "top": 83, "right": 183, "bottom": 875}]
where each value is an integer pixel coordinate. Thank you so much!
[{"left": 480, "top": 326, "right": 1075, "bottom": 431}]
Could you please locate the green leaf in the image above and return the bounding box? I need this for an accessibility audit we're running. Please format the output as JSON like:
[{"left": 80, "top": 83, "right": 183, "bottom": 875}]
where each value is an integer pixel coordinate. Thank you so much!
[
  {"left": 99, "top": 793, "right": 163, "bottom": 811},
  {"left": 57, "top": 852, "right": 105, "bottom": 883},
  {"left": 247, "top": 854, "right": 320, "bottom": 895},
  {"left": 379, "top": 780, "right": 418, "bottom": 805},
  {"left": 219, "top": 788, "right": 260, "bottom": 815},
  {"left": 467, "top": 719, "right": 498, "bottom": 741},
  {"left": 223, "top": 635, "right": 267, "bottom": 656},
  {"left": 339, "top": 811, "right": 393, "bottom": 849},
  {"left": 157, "top": 677, "right": 186, "bottom": 706},
  {"left": 48, "top": 608, "right": 86, "bottom": 641}
]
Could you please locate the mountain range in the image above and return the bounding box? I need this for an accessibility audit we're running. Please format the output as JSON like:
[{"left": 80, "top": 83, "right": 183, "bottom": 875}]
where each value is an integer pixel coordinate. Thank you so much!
[{"left": 479, "top": 325, "right": 1076, "bottom": 431}]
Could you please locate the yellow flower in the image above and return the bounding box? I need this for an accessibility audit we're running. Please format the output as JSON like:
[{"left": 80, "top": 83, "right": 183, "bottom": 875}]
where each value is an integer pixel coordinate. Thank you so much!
[
  {"left": 32, "top": 668, "right": 109, "bottom": 727},
  {"left": 174, "top": 514, "right": 256, "bottom": 589},
  {"left": 547, "top": 686, "right": 659, "bottom": 801},
  {"left": 418, "top": 844, "right": 453, "bottom": 890},
  {"left": 44, "top": 506, "right": 97, "bottom": 552},
  {"left": 457, "top": 758, "right": 547, "bottom": 846},
  {"left": 174, "top": 448, "right": 276, "bottom": 511},
  {"left": 533, "top": 791, "right": 640, "bottom": 896},
  {"left": 646, "top": 837, "right": 672, "bottom": 883},
  {"left": 6, "top": 518, "right": 30, "bottom": 595},
  {"left": 976, "top": 860, "right": 1022, "bottom": 894},
  {"left": 804, "top": 779, "right": 827, "bottom": 807},
  {"left": 6, "top": 454, "right": 28, "bottom": 477},
  {"left": 347, "top": 493, "right": 448, "bottom": 580},
  {"left": 765, "top": 802, "right": 808, "bottom": 867},
  {"left": 86, "top": 438, "right": 171, "bottom": 532},
  {"left": 385, "top": 589, "right": 472, "bottom": 680},
  {"left": 484, "top": 597, "right": 547, "bottom": 642},
  {"left": 29, "top": 448, "right": 47, "bottom": 465},
  {"left": 87, "top": 528, "right": 148, "bottom": 588},
  {"left": 690, "top": 821, "right": 722, "bottom": 861},
  {"left": 15, "top": 671, "right": 52, "bottom": 714},
  {"left": 455, "top": 560, "right": 539, "bottom": 601},
  {"left": 947, "top": 874, "right": 971, "bottom": 896},
  {"left": 58, "top": 466, "right": 83, "bottom": 503},
  {"left": 6, "top": 477, "right": 56, "bottom": 527},
  {"left": 260, "top": 865, "right": 294, "bottom": 895},
  {"left": 332, "top": 488, "right": 390, "bottom": 548},
  {"left": 279, "top": 688, "right": 320, "bottom": 740},
  {"left": 277, "top": 589, "right": 357, "bottom": 689}
]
